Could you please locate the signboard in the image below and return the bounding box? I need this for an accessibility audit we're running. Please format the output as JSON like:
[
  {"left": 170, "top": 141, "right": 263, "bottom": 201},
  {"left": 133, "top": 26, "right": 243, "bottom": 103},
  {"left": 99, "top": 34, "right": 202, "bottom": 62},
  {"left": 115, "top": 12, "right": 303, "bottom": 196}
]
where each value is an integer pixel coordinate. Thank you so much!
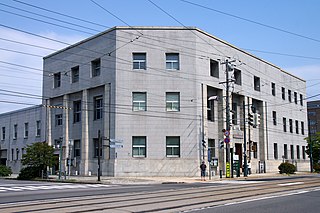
[
  {"left": 226, "top": 162, "right": 230, "bottom": 178},
  {"left": 109, "top": 144, "right": 123, "bottom": 149},
  {"left": 224, "top": 137, "right": 230, "bottom": 143}
]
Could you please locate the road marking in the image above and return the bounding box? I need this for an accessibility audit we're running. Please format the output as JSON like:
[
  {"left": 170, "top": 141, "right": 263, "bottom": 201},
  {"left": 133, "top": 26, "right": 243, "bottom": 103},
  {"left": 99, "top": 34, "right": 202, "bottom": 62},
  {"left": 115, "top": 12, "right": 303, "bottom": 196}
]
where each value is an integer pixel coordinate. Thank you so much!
[
  {"left": 0, "top": 184, "right": 115, "bottom": 193},
  {"left": 278, "top": 182, "right": 304, "bottom": 186}
]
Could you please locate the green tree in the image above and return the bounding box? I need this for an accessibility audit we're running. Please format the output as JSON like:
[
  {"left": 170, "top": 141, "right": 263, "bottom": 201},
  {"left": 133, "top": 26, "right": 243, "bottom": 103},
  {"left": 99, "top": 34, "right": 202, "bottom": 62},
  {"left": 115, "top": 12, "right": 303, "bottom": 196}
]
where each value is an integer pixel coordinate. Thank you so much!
[
  {"left": 305, "top": 132, "right": 320, "bottom": 172},
  {"left": 21, "top": 142, "right": 56, "bottom": 177}
]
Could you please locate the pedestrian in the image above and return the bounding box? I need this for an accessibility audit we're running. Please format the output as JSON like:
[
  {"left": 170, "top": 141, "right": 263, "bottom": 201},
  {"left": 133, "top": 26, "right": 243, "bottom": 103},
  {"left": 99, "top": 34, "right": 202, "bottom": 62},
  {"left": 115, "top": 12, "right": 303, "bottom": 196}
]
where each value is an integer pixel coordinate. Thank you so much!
[{"left": 200, "top": 161, "right": 207, "bottom": 181}]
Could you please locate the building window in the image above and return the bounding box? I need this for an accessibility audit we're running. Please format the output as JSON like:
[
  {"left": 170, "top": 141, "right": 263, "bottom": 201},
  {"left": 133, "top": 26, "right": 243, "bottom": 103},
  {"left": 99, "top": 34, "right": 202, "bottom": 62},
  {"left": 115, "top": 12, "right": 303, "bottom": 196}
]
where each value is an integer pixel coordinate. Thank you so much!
[
  {"left": 132, "top": 92, "right": 146, "bottom": 111},
  {"left": 284, "top": 144, "right": 288, "bottom": 159},
  {"left": 300, "top": 94, "right": 303, "bottom": 106},
  {"left": 36, "top": 120, "right": 41, "bottom": 137},
  {"left": 13, "top": 124, "right": 17, "bottom": 139},
  {"left": 166, "top": 92, "right": 180, "bottom": 112},
  {"left": 283, "top": 117, "right": 287, "bottom": 132},
  {"left": 166, "top": 136, "right": 180, "bottom": 157},
  {"left": 302, "top": 146, "right": 306, "bottom": 159},
  {"left": 91, "top": 58, "right": 101, "bottom": 77},
  {"left": 254, "top": 76, "right": 260, "bottom": 91},
  {"left": 208, "top": 139, "right": 216, "bottom": 158},
  {"left": 73, "top": 101, "right": 81, "bottom": 123},
  {"left": 294, "top": 92, "right": 297, "bottom": 104},
  {"left": 55, "top": 114, "right": 63, "bottom": 126},
  {"left": 166, "top": 53, "right": 179, "bottom": 70},
  {"left": 274, "top": 143, "right": 278, "bottom": 159},
  {"left": 290, "top": 145, "right": 294, "bottom": 159},
  {"left": 11, "top": 149, "right": 14, "bottom": 161},
  {"left": 133, "top": 53, "right": 146, "bottom": 70},
  {"left": 295, "top": 120, "right": 299, "bottom": 134},
  {"left": 296, "top": 145, "right": 300, "bottom": 159},
  {"left": 16, "top": 148, "right": 19, "bottom": 160},
  {"left": 271, "top": 82, "right": 276, "bottom": 96},
  {"left": 71, "top": 66, "right": 79, "bottom": 83},
  {"left": 132, "top": 136, "right": 146, "bottom": 157},
  {"left": 289, "top": 119, "right": 293, "bottom": 133},
  {"left": 74, "top": 140, "right": 81, "bottom": 158},
  {"left": 94, "top": 96, "right": 103, "bottom": 120},
  {"left": 252, "top": 142, "right": 257, "bottom": 158},
  {"left": 210, "top": 59, "right": 219, "bottom": 78},
  {"left": 272, "top": 111, "right": 277, "bottom": 125},
  {"left": 234, "top": 68, "right": 241, "bottom": 85},
  {"left": 24, "top": 123, "right": 28, "bottom": 138},
  {"left": 54, "top": 72, "right": 61, "bottom": 88},
  {"left": 301, "top": 121, "right": 305, "bottom": 135},
  {"left": 1, "top": 127, "right": 5, "bottom": 140},
  {"left": 288, "top": 90, "right": 292, "bottom": 102},
  {"left": 232, "top": 103, "right": 237, "bottom": 125},
  {"left": 93, "top": 138, "right": 102, "bottom": 158},
  {"left": 281, "top": 87, "right": 285, "bottom": 100},
  {"left": 207, "top": 99, "right": 214, "bottom": 122}
]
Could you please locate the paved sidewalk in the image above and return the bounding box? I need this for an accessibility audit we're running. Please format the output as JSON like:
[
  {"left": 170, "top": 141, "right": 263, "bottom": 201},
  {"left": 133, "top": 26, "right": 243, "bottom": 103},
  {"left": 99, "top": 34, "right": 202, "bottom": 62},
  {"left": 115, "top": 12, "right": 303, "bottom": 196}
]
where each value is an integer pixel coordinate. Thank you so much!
[{"left": 3, "top": 172, "right": 314, "bottom": 185}]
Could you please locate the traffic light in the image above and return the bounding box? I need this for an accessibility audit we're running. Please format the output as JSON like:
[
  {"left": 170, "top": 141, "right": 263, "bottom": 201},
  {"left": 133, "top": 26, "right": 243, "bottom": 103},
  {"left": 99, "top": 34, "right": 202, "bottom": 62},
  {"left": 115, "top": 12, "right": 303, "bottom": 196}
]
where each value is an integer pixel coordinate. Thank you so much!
[
  {"left": 219, "top": 140, "right": 224, "bottom": 149},
  {"left": 202, "top": 140, "right": 206, "bottom": 148},
  {"left": 254, "top": 113, "right": 261, "bottom": 126},
  {"left": 248, "top": 113, "right": 254, "bottom": 126}
]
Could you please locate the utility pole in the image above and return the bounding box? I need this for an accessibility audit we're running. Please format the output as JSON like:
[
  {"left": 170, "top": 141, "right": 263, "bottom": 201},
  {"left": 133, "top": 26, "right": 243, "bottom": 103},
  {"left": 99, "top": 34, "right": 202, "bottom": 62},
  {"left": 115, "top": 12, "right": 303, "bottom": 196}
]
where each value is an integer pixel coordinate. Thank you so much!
[
  {"left": 98, "top": 130, "right": 101, "bottom": 181},
  {"left": 307, "top": 115, "right": 313, "bottom": 172},
  {"left": 220, "top": 59, "right": 234, "bottom": 178},
  {"left": 243, "top": 101, "right": 248, "bottom": 177}
]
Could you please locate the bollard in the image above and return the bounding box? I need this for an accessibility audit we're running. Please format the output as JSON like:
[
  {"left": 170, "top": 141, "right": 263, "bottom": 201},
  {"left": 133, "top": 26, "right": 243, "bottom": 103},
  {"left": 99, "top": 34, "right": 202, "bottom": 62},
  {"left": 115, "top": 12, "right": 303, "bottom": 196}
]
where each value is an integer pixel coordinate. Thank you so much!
[{"left": 219, "top": 169, "right": 222, "bottom": 179}]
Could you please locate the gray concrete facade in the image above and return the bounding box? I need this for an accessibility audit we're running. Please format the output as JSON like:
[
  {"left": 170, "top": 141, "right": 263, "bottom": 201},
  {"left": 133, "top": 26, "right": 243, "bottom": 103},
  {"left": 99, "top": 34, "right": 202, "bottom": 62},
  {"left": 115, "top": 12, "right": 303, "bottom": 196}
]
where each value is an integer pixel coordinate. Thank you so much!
[{"left": 1, "top": 27, "right": 309, "bottom": 176}]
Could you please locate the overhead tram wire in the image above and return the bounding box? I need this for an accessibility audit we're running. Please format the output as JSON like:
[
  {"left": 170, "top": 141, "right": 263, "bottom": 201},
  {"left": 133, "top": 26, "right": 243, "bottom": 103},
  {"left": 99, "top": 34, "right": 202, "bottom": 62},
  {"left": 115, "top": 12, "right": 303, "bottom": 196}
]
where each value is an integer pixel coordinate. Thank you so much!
[
  {"left": 0, "top": 2, "right": 101, "bottom": 33},
  {"left": 9, "top": 0, "right": 320, "bottom": 62},
  {"left": 180, "top": 0, "right": 320, "bottom": 44},
  {"left": 13, "top": 0, "right": 108, "bottom": 29}
]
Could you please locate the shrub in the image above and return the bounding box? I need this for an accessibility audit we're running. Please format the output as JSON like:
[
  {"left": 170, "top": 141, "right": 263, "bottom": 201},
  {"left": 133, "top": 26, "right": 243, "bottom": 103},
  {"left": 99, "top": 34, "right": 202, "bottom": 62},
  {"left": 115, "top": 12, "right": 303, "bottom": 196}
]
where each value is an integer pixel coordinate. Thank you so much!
[
  {"left": 314, "top": 163, "right": 320, "bottom": 173},
  {"left": 278, "top": 162, "right": 296, "bottom": 174},
  {"left": 17, "top": 166, "right": 40, "bottom": 180},
  {"left": 0, "top": 165, "right": 12, "bottom": 177}
]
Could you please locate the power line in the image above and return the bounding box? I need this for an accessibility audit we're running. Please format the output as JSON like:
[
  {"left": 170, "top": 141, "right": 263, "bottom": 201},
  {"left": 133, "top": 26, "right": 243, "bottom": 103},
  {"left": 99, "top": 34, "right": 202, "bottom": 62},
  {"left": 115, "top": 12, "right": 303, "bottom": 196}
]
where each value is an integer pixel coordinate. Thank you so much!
[{"left": 180, "top": 0, "right": 320, "bottom": 44}]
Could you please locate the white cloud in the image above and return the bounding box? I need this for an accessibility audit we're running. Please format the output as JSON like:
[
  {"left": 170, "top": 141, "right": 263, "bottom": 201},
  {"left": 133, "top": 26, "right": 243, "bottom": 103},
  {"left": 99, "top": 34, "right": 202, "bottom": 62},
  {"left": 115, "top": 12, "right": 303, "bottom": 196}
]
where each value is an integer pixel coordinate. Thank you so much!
[{"left": 0, "top": 27, "right": 85, "bottom": 113}]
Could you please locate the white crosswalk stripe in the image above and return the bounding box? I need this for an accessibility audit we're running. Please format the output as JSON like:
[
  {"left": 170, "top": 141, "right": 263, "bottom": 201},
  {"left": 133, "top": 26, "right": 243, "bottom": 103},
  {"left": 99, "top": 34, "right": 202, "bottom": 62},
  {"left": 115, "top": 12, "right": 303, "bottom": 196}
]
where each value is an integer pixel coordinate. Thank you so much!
[{"left": 0, "top": 184, "right": 115, "bottom": 193}]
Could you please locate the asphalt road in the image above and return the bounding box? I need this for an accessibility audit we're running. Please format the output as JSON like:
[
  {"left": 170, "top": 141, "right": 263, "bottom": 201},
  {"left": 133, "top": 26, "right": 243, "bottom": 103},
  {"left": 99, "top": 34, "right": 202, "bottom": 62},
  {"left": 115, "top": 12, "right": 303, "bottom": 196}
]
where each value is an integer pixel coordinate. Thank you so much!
[
  {"left": 0, "top": 175, "right": 319, "bottom": 212},
  {"left": 195, "top": 189, "right": 320, "bottom": 213},
  {"left": 0, "top": 178, "right": 216, "bottom": 204}
]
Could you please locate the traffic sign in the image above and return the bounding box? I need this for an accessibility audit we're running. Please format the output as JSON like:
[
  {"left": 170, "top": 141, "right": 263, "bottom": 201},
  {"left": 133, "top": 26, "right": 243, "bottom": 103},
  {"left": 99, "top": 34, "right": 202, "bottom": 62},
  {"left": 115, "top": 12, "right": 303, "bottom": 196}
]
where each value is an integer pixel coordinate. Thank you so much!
[
  {"left": 226, "top": 162, "right": 230, "bottom": 178},
  {"left": 224, "top": 131, "right": 230, "bottom": 137},
  {"left": 109, "top": 144, "right": 123, "bottom": 148},
  {"left": 224, "top": 137, "right": 230, "bottom": 143}
]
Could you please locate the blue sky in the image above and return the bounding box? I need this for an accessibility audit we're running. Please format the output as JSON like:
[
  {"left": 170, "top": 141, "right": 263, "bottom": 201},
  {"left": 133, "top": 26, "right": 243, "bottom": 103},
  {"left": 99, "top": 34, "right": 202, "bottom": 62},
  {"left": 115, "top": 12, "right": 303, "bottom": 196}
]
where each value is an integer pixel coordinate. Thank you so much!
[{"left": 0, "top": 0, "right": 319, "bottom": 113}]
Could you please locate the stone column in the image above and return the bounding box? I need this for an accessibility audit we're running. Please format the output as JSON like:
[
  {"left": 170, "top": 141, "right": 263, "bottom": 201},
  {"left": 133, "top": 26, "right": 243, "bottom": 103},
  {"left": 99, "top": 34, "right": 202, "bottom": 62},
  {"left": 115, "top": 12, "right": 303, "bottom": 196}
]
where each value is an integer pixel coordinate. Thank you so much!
[
  {"left": 81, "top": 89, "right": 89, "bottom": 175},
  {"left": 104, "top": 84, "right": 111, "bottom": 160},
  {"left": 63, "top": 94, "right": 69, "bottom": 174},
  {"left": 46, "top": 99, "right": 52, "bottom": 146}
]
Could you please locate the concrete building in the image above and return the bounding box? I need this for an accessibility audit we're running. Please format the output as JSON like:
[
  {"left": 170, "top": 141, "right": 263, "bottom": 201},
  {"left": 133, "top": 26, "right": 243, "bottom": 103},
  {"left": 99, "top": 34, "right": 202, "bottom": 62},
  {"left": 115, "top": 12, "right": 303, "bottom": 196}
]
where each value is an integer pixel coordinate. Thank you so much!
[
  {"left": 0, "top": 106, "right": 45, "bottom": 173},
  {"left": 307, "top": 100, "right": 320, "bottom": 135},
  {"left": 1, "top": 27, "right": 310, "bottom": 176}
]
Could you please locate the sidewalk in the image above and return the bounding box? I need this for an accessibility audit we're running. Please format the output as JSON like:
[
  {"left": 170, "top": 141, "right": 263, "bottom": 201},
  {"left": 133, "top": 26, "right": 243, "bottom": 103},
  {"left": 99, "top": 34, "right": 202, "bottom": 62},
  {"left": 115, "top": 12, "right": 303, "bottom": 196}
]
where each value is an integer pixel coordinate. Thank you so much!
[{"left": 4, "top": 172, "right": 314, "bottom": 185}]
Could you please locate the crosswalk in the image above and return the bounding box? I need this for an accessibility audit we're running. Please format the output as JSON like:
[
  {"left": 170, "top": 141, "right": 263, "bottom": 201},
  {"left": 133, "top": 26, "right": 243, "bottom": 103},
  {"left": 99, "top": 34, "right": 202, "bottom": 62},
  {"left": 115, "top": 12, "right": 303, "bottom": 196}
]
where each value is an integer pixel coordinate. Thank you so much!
[{"left": 0, "top": 183, "right": 114, "bottom": 193}]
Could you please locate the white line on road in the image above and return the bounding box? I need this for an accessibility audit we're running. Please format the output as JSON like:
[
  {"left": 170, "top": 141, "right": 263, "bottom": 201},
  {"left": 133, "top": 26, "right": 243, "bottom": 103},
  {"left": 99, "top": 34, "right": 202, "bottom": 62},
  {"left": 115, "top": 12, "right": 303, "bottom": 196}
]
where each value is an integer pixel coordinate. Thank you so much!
[{"left": 278, "top": 182, "right": 304, "bottom": 186}]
